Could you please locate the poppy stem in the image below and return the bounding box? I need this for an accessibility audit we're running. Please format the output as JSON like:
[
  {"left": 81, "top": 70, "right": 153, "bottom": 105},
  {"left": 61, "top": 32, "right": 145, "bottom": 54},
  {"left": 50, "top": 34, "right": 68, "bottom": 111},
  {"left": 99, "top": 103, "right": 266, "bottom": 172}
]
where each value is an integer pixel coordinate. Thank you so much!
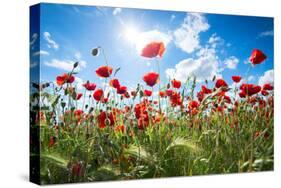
[{"left": 156, "top": 58, "right": 161, "bottom": 113}]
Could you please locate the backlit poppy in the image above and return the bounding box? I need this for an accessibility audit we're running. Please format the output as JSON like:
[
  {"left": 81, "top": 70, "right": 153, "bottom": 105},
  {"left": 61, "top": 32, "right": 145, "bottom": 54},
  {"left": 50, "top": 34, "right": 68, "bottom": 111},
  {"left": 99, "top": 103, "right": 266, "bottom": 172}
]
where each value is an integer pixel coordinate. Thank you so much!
[
  {"left": 144, "top": 89, "right": 152, "bottom": 97},
  {"left": 201, "top": 85, "right": 212, "bottom": 94},
  {"left": 93, "top": 89, "right": 104, "bottom": 101},
  {"left": 262, "top": 83, "right": 273, "bottom": 91},
  {"left": 171, "top": 79, "right": 181, "bottom": 89},
  {"left": 83, "top": 81, "right": 96, "bottom": 91},
  {"left": 249, "top": 49, "right": 267, "bottom": 65},
  {"left": 240, "top": 84, "right": 261, "bottom": 96},
  {"left": 110, "top": 78, "right": 121, "bottom": 89},
  {"left": 117, "top": 86, "right": 127, "bottom": 95},
  {"left": 95, "top": 66, "right": 113, "bottom": 78},
  {"left": 232, "top": 76, "right": 242, "bottom": 83},
  {"left": 215, "top": 79, "right": 228, "bottom": 88},
  {"left": 76, "top": 93, "right": 83, "bottom": 100},
  {"left": 56, "top": 73, "right": 75, "bottom": 86},
  {"left": 143, "top": 72, "right": 159, "bottom": 87},
  {"left": 141, "top": 41, "right": 165, "bottom": 58}
]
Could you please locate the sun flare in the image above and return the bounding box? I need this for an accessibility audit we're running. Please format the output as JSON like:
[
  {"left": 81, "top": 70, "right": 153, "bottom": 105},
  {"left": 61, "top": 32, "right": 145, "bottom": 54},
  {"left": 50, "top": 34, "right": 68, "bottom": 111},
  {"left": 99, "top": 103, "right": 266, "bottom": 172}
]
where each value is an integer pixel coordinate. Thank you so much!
[{"left": 124, "top": 26, "right": 139, "bottom": 44}]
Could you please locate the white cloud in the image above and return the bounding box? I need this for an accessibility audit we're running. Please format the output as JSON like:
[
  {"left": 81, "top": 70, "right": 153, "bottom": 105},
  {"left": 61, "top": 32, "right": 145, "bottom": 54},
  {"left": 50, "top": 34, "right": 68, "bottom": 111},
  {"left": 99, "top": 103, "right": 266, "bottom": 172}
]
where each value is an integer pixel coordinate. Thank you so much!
[
  {"left": 74, "top": 52, "right": 82, "bottom": 59},
  {"left": 224, "top": 56, "right": 239, "bottom": 69},
  {"left": 173, "top": 13, "right": 209, "bottom": 53},
  {"left": 30, "top": 62, "right": 38, "bottom": 68},
  {"left": 43, "top": 32, "right": 59, "bottom": 50},
  {"left": 258, "top": 30, "right": 273, "bottom": 38},
  {"left": 258, "top": 69, "right": 274, "bottom": 86},
  {"left": 30, "top": 33, "right": 38, "bottom": 46},
  {"left": 170, "top": 14, "right": 176, "bottom": 22},
  {"left": 208, "top": 33, "right": 223, "bottom": 49},
  {"left": 166, "top": 47, "right": 220, "bottom": 82},
  {"left": 247, "top": 75, "right": 255, "bottom": 82},
  {"left": 113, "top": 8, "right": 122, "bottom": 15},
  {"left": 32, "top": 50, "right": 49, "bottom": 56},
  {"left": 44, "top": 59, "right": 86, "bottom": 71},
  {"left": 135, "top": 30, "right": 172, "bottom": 55}
]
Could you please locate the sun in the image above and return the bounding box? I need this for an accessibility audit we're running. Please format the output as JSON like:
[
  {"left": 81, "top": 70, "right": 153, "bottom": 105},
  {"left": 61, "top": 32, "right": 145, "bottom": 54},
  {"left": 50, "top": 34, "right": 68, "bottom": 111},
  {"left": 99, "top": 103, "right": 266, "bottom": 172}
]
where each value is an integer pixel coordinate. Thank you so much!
[{"left": 124, "top": 26, "right": 139, "bottom": 44}]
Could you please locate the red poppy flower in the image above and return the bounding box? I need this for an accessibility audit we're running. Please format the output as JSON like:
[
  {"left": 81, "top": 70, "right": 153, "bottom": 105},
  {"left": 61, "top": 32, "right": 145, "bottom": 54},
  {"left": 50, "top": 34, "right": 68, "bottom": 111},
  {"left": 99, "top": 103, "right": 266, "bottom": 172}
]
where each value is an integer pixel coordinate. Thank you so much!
[
  {"left": 76, "top": 93, "right": 83, "bottom": 100},
  {"left": 188, "top": 100, "right": 199, "bottom": 109},
  {"left": 74, "top": 109, "right": 84, "bottom": 121},
  {"left": 114, "top": 125, "right": 125, "bottom": 134},
  {"left": 144, "top": 89, "right": 152, "bottom": 97},
  {"left": 97, "top": 111, "right": 115, "bottom": 128},
  {"left": 131, "top": 91, "right": 137, "bottom": 97},
  {"left": 171, "top": 79, "right": 181, "bottom": 89},
  {"left": 141, "top": 41, "right": 165, "bottom": 58},
  {"left": 201, "top": 85, "right": 212, "bottom": 94},
  {"left": 232, "top": 76, "right": 242, "bottom": 83},
  {"left": 239, "top": 91, "right": 246, "bottom": 98},
  {"left": 93, "top": 89, "right": 104, "bottom": 101},
  {"left": 56, "top": 73, "right": 75, "bottom": 86},
  {"left": 117, "top": 86, "right": 127, "bottom": 95},
  {"left": 143, "top": 72, "right": 159, "bottom": 87},
  {"left": 197, "top": 91, "right": 205, "bottom": 102},
  {"left": 215, "top": 79, "right": 228, "bottom": 88},
  {"left": 223, "top": 95, "right": 231, "bottom": 103},
  {"left": 165, "top": 89, "right": 174, "bottom": 97},
  {"left": 83, "top": 81, "right": 96, "bottom": 91},
  {"left": 262, "top": 83, "right": 273, "bottom": 90},
  {"left": 71, "top": 162, "right": 83, "bottom": 177},
  {"left": 95, "top": 66, "right": 113, "bottom": 78},
  {"left": 249, "top": 49, "right": 267, "bottom": 65},
  {"left": 240, "top": 84, "right": 261, "bottom": 96},
  {"left": 261, "top": 90, "right": 269, "bottom": 96},
  {"left": 110, "top": 78, "right": 121, "bottom": 89},
  {"left": 159, "top": 91, "right": 166, "bottom": 98},
  {"left": 48, "top": 136, "right": 56, "bottom": 148}
]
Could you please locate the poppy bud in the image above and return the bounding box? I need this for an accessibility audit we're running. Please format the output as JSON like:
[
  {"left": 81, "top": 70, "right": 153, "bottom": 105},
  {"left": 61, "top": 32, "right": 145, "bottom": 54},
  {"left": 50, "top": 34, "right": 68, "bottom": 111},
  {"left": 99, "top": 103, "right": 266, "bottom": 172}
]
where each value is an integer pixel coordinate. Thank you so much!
[
  {"left": 92, "top": 47, "right": 99, "bottom": 56},
  {"left": 73, "top": 62, "right": 79, "bottom": 68}
]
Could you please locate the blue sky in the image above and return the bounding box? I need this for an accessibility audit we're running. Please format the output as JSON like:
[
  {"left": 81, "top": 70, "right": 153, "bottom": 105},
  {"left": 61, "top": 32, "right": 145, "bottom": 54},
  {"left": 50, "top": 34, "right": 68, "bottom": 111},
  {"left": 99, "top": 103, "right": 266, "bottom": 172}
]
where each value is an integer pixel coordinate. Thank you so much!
[{"left": 30, "top": 3, "right": 274, "bottom": 93}]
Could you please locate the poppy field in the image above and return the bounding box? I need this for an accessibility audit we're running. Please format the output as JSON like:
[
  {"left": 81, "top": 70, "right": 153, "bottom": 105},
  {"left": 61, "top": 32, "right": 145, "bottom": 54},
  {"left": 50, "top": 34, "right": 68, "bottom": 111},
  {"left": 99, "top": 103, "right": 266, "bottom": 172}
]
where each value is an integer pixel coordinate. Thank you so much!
[
  {"left": 30, "top": 42, "right": 273, "bottom": 184},
  {"left": 29, "top": 4, "right": 274, "bottom": 185}
]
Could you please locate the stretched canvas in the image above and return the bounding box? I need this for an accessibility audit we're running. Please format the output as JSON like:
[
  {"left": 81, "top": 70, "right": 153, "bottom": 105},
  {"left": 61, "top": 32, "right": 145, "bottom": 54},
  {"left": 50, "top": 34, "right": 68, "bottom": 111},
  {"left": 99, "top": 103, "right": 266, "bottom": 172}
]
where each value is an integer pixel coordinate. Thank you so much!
[{"left": 30, "top": 3, "right": 274, "bottom": 185}]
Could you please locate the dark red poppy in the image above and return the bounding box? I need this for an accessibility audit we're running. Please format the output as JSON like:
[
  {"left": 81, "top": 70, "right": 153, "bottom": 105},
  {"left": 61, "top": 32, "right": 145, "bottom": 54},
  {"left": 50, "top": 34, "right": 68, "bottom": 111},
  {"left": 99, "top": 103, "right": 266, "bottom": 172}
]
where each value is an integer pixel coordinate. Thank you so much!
[
  {"left": 71, "top": 162, "right": 83, "bottom": 177},
  {"left": 48, "top": 136, "right": 56, "bottom": 148},
  {"left": 143, "top": 72, "right": 159, "bottom": 87},
  {"left": 261, "top": 90, "right": 269, "bottom": 96},
  {"left": 93, "top": 89, "right": 104, "bottom": 101},
  {"left": 97, "top": 111, "right": 115, "bottom": 128},
  {"left": 239, "top": 91, "right": 246, "bottom": 98},
  {"left": 171, "top": 79, "right": 181, "bottom": 89},
  {"left": 223, "top": 95, "right": 231, "bottom": 103},
  {"left": 197, "top": 91, "right": 205, "bottom": 102},
  {"left": 249, "top": 49, "right": 267, "bottom": 65},
  {"left": 215, "top": 79, "right": 228, "bottom": 88},
  {"left": 110, "top": 79, "right": 121, "bottom": 89},
  {"left": 131, "top": 91, "right": 137, "bottom": 97},
  {"left": 83, "top": 81, "right": 96, "bottom": 91},
  {"left": 117, "top": 86, "right": 127, "bottom": 95},
  {"left": 95, "top": 66, "right": 113, "bottom": 78},
  {"left": 76, "top": 93, "right": 83, "bottom": 100},
  {"left": 262, "top": 83, "right": 273, "bottom": 90},
  {"left": 201, "top": 85, "right": 212, "bottom": 94},
  {"left": 141, "top": 41, "right": 165, "bottom": 58},
  {"left": 56, "top": 73, "right": 75, "bottom": 86},
  {"left": 240, "top": 84, "right": 261, "bottom": 96},
  {"left": 232, "top": 76, "right": 242, "bottom": 83},
  {"left": 144, "top": 89, "right": 152, "bottom": 97}
]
